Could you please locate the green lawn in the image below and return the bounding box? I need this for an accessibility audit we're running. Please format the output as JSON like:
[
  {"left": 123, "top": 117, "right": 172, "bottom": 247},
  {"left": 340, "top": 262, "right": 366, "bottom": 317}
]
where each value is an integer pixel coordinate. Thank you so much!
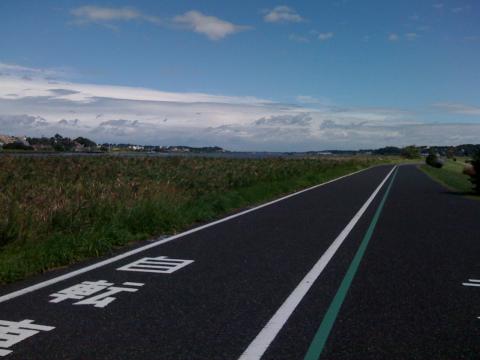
[{"left": 420, "top": 159, "right": 474, "bottom": 194}]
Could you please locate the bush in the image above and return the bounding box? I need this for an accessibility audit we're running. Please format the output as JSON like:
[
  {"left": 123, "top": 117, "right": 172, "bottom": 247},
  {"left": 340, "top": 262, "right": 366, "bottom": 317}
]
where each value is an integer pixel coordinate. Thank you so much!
[
  {"left": 446, "top": 147, "right": 455, "bottom": 159},
  {"left": 74, "top": 137, "right": 97, "bottom": 148},
  {"left": 470, "top": 150, "right": 480, "bottom": 194},
  {"left": 401, "top": 145, "right": 420, "bottom": 159},
  {"left": 426, "top": 153, "right": 443, "bottom": 168}
]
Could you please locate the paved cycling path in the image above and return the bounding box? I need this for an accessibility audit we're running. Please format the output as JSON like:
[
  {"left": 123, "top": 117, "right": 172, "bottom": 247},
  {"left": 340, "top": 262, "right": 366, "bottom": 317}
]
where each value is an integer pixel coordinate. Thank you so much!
[{"left": 1, "top": 164, "right": 478, "bottom": 359}]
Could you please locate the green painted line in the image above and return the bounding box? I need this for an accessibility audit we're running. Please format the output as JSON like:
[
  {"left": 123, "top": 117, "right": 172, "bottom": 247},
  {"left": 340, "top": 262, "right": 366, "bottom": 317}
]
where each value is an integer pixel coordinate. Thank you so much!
[{"left": 303, "top": 168, "right": 398, "bottom": 360}]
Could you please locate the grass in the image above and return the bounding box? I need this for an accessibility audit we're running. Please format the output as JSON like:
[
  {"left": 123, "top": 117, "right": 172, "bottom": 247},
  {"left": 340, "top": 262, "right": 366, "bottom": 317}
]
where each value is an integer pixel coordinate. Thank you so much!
[
  {"left": 0, "top": 155, "right": 395, "bottom": 285},
  {"left": 420, "top": 159, "right": 474, "bottom": 194}
]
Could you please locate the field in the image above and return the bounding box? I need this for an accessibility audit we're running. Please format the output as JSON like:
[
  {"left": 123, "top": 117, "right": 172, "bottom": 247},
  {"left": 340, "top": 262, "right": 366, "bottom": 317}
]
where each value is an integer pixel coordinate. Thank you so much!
[
  {"left": 420, "top": 159, "right": 474, "bottom": 194},
  {"left": 0, "top": 155, "right": 393, "bottom": 285}
]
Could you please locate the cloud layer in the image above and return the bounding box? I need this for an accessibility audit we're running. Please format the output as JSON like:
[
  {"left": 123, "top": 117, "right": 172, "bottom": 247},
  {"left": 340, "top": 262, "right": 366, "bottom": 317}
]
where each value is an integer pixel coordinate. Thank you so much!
[
  {"left": 434, "top": 103, "right": 480, "bottom": 116},
  {"left": 1, "top": 64, "right": 479, "bottom": 151}
]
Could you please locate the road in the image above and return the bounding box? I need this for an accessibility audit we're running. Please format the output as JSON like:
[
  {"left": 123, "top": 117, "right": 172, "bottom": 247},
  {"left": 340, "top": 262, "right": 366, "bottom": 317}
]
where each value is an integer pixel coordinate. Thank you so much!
[{"left": 1, "top": 164, "right": 479, "bottom": 359}]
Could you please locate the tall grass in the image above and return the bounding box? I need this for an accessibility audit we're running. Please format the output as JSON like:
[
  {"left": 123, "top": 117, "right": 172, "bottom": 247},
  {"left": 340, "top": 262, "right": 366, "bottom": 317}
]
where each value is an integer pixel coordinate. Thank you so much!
[{"left": 0, "top": 155, "right": 381, "bottom": 284}]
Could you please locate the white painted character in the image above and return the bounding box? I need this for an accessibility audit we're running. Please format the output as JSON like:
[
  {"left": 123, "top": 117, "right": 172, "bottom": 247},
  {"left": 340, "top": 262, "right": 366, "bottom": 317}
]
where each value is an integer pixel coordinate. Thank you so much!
[
  {"left": 49, "top": 280, "right": 114, "bottom": 303},
  {"left": 49, "top": 280, "right": 144, "bottom": 308},
  {"left": 0, "top": 319, "right": 54, "bottom": 357},
  {"left": 117, "top": 256, "right": 194, "bottom": 274},
  {"left": 73, "top": 283, "right": 143, "bottom": 308}
]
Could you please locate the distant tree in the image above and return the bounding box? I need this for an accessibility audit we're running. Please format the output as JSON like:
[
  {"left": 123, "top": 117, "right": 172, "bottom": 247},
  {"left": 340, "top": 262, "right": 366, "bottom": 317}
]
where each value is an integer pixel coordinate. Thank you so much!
[
  {"left": 50, "top": 134, "right": 75, "bottom": 151},
  {"left": 55, "top": 144, "right": 66, "bottom": 151},
  {"left": 446, "top": 147, "right": 455, "bottom": 159},
  {"left": 99, "top": 144, "right": 110, "bottom": 152},
  {"left": 74, "top": 137, "right": 97, "bottom": 148},
  {"left": 401, "top": 145, "right": 420, "bottom": 159},
  {"left": 426, "top": 149, "right": 443, "bottom": 168},
  {"left": 2, "top": 142, "right": 34, "bottom": 151},
  {"left": 374, "top": 146, "right": 401, "bottom": 155},
  {"left": 457, "top": 144, "right": 480, "bottom": 157},
  {"left": 27, "top": 137, "right": 50, "bottom": 145}
]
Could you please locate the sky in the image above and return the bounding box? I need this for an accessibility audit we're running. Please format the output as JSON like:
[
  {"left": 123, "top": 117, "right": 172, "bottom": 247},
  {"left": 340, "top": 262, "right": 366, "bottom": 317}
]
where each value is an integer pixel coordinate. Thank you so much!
[{"left": 0, "top": 0, "right": 479, "bottom": 151}]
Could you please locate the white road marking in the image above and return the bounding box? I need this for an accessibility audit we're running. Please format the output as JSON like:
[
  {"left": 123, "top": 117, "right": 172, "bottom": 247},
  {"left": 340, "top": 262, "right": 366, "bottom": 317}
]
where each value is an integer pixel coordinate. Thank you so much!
[
  {"left": 462, "top": 279, "right": 480, "bottom": 319},
  {"left": 462, "top": 280, "right": 480, "bottom": 287},
  {"left": 0, "top": 319, "right": 54, "bottom": 357},
  {"left": 238, "top": 166, "right": 397, "bottom": 360},
  {"left": 117, "top": 256, "right": 194, "bottom": 274},
  {"left": 122, "top": 282, "right": 144, "bottom": 287},
  {"left": 49, "top": 280, "right": 144, "bottom": 308},
  {"left": 0, "top": 165, "right": 377, "bottom": 304}
]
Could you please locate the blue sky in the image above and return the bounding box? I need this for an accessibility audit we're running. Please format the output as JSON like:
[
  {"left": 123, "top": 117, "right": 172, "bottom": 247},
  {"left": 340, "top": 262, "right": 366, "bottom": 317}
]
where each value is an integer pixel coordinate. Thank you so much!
[{"left": 0, "top": 0, "right": 479, "bottom": 150}]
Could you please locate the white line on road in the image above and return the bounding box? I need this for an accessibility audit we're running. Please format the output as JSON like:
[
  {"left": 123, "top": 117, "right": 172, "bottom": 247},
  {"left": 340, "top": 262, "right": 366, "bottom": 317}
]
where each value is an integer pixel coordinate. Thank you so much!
[
  {"left": 122, "top": 282, "right": 145, "bottom": 287},
  {"left": 0, "top": 166, "right": 380, "bottom": 304},
  {"left": 238, "top": 166, "right": 397, "bottom": 360}
]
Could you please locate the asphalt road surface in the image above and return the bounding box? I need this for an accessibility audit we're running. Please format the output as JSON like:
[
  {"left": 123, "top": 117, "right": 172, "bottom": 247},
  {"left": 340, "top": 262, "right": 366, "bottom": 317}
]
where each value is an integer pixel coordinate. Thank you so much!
[{"left": 1, "top": 164, "right": 479, "bottom": 359}]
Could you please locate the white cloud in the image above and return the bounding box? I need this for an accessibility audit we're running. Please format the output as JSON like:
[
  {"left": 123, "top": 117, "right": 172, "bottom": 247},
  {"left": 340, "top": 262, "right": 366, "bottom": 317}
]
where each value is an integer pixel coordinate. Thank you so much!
[
  {"left": 464, "top": 36, "right": 480, "bottom": 42},
  {"left": 318, "top": 32, "right": 334, "bottom": 41},
  {"left": 433, "top": 102, "right": 480, "bottom": 116},
  {"left": 452, "top": 7, "right": 466, "bottom": 13},
  {"left": 0, "top": 62, "right": 70, "bottom": 79},
  {"left": 71, "top": 5, "right": 161, "bottom": 25},
  {"left": 289, "top": 34, "right": 310, "bottom": 43},
  {"left": 295, "top": 95, "right": 333, "bottom": 106},
  {"left": 417, "top": 25, "right": 430, "bottom": 32},
  {"left": 1, "top": 64, "right": 479, "bottom": 150},
  {"left": 255, "top": 113, "right": 312, "bottom": 127},
  {"left": 296, "top": 95, "right": 320, "bottom": 104},
  {"left": 388, "top": 33, "right": 400, "bottom": 41},
  {"left": 71, "top": 6, "right": 249, "bottom": 41},
  {"left": 263, "top": 6, "right": 304, "bottom": 23},
  {"left": 405, "top": 32, "right": 418, "bottom": 40},
  {"left": 0, "top": 75, "right": 268, "bottom": 105},
  {"left": 173, "top": 11, "right": 250, "bottom": 40}
]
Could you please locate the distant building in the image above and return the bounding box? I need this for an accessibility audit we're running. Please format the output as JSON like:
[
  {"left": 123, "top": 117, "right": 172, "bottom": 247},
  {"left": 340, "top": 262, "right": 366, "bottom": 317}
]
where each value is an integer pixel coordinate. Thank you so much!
[
  {"left": 0, "top": 134, "right": 31, "bottom": 149},
  {"left": 0, "top": 134, "right": 17, "bottom": 146},
  {"left": 73, "top": 142, "right": 85, "bottom": 152},
  {"left": 16, "top": 136, "right": 31, "bottom": 146}
]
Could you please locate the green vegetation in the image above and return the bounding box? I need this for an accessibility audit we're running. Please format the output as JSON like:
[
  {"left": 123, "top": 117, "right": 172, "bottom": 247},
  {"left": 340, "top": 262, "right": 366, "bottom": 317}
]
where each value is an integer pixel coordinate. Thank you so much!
[
  {"left": 425, "top": 150, "right": 443, "bottom": 168},
  {"left": 28, "top": 133, "right": 97, "bottom": 152},
  {"left": 470, "top": 150, "right": 480, "bottom": 194},
  {"left": 2, "top": 142, "right": 34, "bottom": 151},
  {"left": 401, "top": 145, "right": 421, "bottom": 159},
  {"left": 420, "top": 159, "right": 474, "bottom": 194},
  {"left": 0, "top": 155, "right": 388, "bottom": 284}
]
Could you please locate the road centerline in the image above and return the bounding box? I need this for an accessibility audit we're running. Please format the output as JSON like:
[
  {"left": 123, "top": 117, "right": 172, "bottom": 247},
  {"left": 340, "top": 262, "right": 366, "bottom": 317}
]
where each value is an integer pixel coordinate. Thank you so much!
[
  {"left": 303, "top": 167, "right": 398, "bottom": 360},
  {"left": 237, "top": 166, "right": 397, "bottom": 360}
]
